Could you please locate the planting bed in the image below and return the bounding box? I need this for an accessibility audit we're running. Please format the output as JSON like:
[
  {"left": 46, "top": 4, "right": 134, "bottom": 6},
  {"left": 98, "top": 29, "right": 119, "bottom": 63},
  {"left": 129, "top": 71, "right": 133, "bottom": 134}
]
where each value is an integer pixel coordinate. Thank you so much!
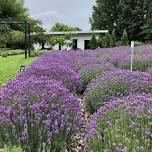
[{"left": 0, "top": 45, "right": 152, "bottom": 151}]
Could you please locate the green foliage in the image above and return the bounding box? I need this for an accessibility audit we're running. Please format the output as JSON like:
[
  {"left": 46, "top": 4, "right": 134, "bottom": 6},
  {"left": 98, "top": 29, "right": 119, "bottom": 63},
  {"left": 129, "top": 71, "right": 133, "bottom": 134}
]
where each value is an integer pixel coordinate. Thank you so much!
[
  {"left": 85, "top": 81, "right": 129, "bottom": 114},
  {"left": 30, "top": 50, "right": 49, "bottom": 57},
  {"left": 90, "top": 34, "right": 97, "bottom": 50},
  {"left": 50, "top": 22, "right": 81, "bottom": 49},
  {"left": 121, "top": 29, "right": 129, "bottom": 45},
  {"left": 91, "top": 0, "right": 152, "bottom": 41},
  {"left": 0, "top": 50, "right": 24, "bottom": 56},
  {"left": 0, "top": 24, "right": 10, "bottom": 48},
  {"left": 118, "top": 61, "right": 149, "bottom": 71},
  {"left": 32, "top": 34, "right": 49, "bottom": 50},
  {"left": 0, "top": 52, "right": 8, "bottom": 57},
  {"left": 81, "top": 69, "right": 102, "bottom": 85},
  {"left": 97, "top": 35, "right": 104, "bottom": 48},
  {"left": 110, "top": 30, "right": 117, "bottom": 47},
  {"left": 8, "top": 30, "right": 24, "bottom": 49},
  {"left": 103, "top": 33, "right": 111, "bottom": 48},
  {"left": 0, "top": 146, "right": 23, "bottom": 152},
  {"left": 51, "top": 22, "right": 80, "bottom": 32},
  {"left": 0, "top": 0, "right": 27, "bottom": 20},
  {"left": 85, "top": 85, "right": 105, "bottom": 114},
  {"left": 89, "top": 105, "right": 151, "bottom": 152}
]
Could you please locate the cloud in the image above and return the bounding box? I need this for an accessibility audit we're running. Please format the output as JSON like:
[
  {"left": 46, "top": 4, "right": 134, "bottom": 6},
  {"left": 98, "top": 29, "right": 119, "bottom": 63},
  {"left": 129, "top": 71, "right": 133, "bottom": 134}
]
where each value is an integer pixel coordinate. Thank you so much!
[
  {"left": 32, "top": 10, "right": 67, "bottom": 20},
  {"left": 25, "top": 0, "right": 96, "bottom": 30}
]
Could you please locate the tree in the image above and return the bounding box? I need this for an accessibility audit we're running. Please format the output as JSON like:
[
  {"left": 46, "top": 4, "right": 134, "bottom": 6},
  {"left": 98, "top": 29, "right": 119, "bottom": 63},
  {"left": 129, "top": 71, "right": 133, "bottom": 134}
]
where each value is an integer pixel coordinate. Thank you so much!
[
  {"left": 50, "top": 22, "right": 81, "bottom": 50},
  {"left": 110, "top": 30, "right": 117, "bottom": 47},
  {"left": 0, "top": 24, "right": 10, "bottom": 48},
  {"left": 103, "top": 33, "right": 111, "bottom": 48},
  {"left": 51, "top": 22, "right": 80, "bottom": 32},
  {"left": 91, "top": 0, "right": 152, "bottom": 41},
  {"left": 0, "top": 0, "right": 27, "bottom": 20},
  {"left": 97, "top": 34, "right": 104, "bottom": 48},
  {"left": 8, "top": 30, "right": 24, "bottom": 49},
  {"left": 90, "top": 34, "right": 97, "bottom": 50},
  {"left": 140, "top": 1, "right": 152, "bottom": 41},
  {"left": 90, "top": 0, "right": 119, "bottom": 31},
  {"left": 121, "top": 29, "right": 129, "bottom": 45}
]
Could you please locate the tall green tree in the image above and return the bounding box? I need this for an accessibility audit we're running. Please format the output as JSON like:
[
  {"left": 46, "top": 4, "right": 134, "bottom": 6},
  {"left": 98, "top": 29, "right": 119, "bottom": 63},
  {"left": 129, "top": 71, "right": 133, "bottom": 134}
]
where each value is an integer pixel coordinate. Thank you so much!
[
  {"left": 90, "top": 34, "right": 97, "bottom": 49},
  {"left": 121, "top": 29, "right": 129, "bottom": 45},
  {"left": 0, "top": 0, "right": 28, "bottom": 48},
  {"left": 91, "top": 0, "right": 152, "bottom": 41},
  {"left": 0, "top": 0, "right": 27, "bottom": 20},
  {"left": 110, "top": 30, "right": 117, "bottom": 47},
  {"left": 140, "top": 1, "right": 152, "bottom": 41}
]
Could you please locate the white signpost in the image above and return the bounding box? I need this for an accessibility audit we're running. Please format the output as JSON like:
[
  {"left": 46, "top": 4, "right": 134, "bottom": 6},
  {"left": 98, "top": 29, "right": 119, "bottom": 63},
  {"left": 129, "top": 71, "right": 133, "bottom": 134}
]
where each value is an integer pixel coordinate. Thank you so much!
[{"left": 131, "top": 41, "right": 135, "bottom": 71}]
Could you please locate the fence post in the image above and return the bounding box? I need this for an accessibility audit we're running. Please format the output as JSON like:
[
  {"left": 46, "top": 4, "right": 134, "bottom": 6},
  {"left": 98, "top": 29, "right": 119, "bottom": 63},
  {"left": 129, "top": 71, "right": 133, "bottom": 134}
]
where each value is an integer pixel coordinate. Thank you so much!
[
  {"left": 24, "top": 19, "right": 28, "bottom": 59},
  {"left": 131, "top": 41, "right": 135, "bottom": 71}
]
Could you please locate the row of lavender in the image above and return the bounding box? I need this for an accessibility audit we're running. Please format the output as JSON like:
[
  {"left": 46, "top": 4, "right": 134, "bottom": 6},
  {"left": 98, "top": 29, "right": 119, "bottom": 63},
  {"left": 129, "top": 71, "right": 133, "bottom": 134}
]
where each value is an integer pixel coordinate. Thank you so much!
[
  {"left": 0, "top": 49, "right": 115, "bottom": 151},
  {"left": 0, "top": 45, "right": 152, "bottom": 151},
  {"left": 84, "top": 45, "right": 152, "bottom": 152}
]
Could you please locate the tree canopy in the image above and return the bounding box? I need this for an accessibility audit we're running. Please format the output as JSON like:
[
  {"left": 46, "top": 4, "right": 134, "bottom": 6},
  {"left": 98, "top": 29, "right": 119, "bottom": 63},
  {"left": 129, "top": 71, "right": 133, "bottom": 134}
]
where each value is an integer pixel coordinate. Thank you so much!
[
  {"left": 51, "top": 22, "right": 81, "bottom": 32},
  {"left": 91, "top": 0, "right": 152, "bottom": 41},
  {"left": 0, "top": 0, "right": 47, "bottom": 49}
]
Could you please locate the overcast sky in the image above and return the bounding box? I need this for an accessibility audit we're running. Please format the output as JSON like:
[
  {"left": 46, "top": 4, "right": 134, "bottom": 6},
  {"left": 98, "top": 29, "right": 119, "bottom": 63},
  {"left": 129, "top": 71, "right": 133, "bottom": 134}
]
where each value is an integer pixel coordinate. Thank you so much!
[{"left": 24, "top": 0, "right": 96, "bottom": 31}]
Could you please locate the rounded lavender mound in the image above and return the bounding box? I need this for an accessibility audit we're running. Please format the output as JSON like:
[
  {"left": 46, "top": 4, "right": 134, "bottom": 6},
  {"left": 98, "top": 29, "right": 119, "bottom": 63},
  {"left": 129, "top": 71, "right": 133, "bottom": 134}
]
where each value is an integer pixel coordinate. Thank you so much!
[
  {"left": 85, "top": 70, "right": 152, "bottom": 113},
  {"left": 85, "top": 94, "right": 152, "bottom": 152},
  {"left": 0, "top": 77, "right": 83, "bottom": 151},
  {"left": 19, "top": 60, "right": 82, "bottom": 93}
]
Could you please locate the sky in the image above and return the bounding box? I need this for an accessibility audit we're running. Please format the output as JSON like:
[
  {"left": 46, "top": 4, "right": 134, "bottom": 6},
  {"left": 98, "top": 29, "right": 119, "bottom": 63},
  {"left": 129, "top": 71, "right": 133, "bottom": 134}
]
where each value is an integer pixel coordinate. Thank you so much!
[{"left": 24, "top": 0, "right": 96, "bottom": 31}]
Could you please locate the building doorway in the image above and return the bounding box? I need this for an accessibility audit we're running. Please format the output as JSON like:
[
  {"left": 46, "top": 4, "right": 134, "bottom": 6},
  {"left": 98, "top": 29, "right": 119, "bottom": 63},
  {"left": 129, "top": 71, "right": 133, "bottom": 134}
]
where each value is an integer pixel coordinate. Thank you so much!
[
  {"left": 73, "top": 39, "right": 78, "bottom": 50},
  {"left": 84, "top": 40, "right": 90, "bottom": 50}
]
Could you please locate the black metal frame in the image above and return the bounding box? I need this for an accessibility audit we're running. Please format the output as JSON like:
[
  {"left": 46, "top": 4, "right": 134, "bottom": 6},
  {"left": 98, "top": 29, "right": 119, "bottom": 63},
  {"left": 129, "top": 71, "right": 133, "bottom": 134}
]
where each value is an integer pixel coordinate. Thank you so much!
[{"left": 0, "top": 18, "right": 31, "bottom": 59}]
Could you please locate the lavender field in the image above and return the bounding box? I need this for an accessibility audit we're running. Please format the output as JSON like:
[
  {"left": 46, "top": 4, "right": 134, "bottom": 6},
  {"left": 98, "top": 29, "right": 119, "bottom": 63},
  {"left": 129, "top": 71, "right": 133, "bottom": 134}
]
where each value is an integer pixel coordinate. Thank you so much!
[{"left": 0, "top": 45, "right": 152, "bottom": 151}]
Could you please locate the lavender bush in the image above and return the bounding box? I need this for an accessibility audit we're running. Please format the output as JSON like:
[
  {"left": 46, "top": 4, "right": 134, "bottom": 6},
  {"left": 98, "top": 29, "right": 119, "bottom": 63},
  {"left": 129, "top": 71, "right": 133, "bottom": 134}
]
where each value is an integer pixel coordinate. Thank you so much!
[
  {"left": 19, "top": 52, "right": 82, "bottom": 93},
  {"left": 85, "top": 94, "right": 152, "bottom": 152},
  {"left": 78, "top": 59, "right": 115, "bottom": 85},
  {"left": 0, "top": 77, "right": 83, "bottom": 151},
  {"left": 85, "top": 70, "right": 152, "bottom": 113},
  {"left": 94, "top": 45, "right": 152, "bottom": 71}
]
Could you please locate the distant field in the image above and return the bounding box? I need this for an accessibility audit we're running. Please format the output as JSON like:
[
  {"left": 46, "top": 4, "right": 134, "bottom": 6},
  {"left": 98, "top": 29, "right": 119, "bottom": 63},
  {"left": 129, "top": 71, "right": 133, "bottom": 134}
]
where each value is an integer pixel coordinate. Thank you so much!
[{"left": 0, "top": 55, "right": 35, "bottom": 85}]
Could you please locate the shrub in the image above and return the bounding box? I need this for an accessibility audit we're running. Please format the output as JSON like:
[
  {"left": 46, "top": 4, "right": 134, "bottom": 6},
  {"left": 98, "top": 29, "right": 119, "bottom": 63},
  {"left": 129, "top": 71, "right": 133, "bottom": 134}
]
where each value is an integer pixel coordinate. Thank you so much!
[
  {"left": 90, "top": 34, "right": 97, "bottom": 50},
  {"left": 97, "top": 35, "right": 104, "bottom": 48},
  {"left": 85, "top": 94, "right": 152, "bottom": 152},
  {"left": 1, "top": 52, "right": 8, "bottom": 57},
  {"left": 121, "top": 29, "right": 129, "bottom": 45},
  {"left": 85, "top": 70, "right": 152, "bottom": 113},
  {"left": 119, "top": 60, "right": 149, "bottom": 71},
  {"left": 8, "top": 50, "right": 24, "bottom": 56},
  {"left": 103, "top": 33, "right": 111, "bottom": 48},
  {"left": 110, "top": 30, "right": 117, "bottom": 47},
  {"left": 0, "top": 77, "right": 82, "bottom": 151},
  {"left": 30, "top": 50, "right": 48, "bottom": 57},
  {"left": 81, "top": 69, "right": 102, "bottom": 86},
  {"left": 77, "top": 59, "right": 116, "bottom": 87}
]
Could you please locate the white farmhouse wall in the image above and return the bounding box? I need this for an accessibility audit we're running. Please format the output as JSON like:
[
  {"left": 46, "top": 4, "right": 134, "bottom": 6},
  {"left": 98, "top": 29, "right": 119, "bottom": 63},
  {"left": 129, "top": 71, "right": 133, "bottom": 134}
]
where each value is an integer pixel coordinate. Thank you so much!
[
  {"left": 71, "top": 34, "right": 100, "bottom": 50},
  {"left": 33, "top": 33, "right": 101, "bottom": 50}
]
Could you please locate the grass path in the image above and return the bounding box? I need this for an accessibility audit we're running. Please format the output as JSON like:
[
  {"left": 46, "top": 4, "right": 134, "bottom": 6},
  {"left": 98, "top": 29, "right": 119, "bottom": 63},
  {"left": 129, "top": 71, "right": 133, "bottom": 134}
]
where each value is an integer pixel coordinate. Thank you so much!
[{"left": 0, "top": 55, "right": 35, "bottom": 85}]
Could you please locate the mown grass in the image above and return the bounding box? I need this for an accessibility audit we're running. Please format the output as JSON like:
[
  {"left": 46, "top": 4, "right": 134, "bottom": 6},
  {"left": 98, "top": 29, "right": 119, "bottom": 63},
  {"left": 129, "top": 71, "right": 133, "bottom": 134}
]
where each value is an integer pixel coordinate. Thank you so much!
[{"left": 0, "top": 55, "right": 35, "bottom": 85}]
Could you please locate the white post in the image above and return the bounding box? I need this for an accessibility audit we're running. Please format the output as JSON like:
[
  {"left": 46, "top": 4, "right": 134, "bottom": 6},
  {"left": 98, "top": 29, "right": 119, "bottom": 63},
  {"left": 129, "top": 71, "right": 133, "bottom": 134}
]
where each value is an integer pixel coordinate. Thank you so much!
[{"left": 131, "top": 41, "right": 135, "bottom": 71}]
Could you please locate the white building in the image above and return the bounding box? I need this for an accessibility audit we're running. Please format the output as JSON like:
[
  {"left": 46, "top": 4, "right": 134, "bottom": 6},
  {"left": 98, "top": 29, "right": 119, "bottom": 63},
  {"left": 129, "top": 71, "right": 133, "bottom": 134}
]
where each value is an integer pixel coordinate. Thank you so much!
[{"left": 34, "top": 30, "right": 108, "bottom": 50}]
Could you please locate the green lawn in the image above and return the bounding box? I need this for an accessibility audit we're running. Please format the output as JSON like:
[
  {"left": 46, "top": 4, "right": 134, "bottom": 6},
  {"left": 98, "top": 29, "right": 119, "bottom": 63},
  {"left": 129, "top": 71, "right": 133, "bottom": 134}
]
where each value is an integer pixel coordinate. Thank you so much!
[{"left": 0, "top": 55, "right": 35, "bottom": 85}]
